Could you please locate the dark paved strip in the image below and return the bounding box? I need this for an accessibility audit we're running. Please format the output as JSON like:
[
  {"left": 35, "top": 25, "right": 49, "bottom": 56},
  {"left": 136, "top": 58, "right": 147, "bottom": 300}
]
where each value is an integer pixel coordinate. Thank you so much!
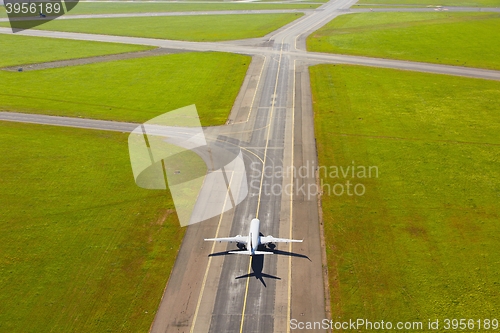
[
  {"left": 296, "top": 51, "right": 500, "bottom": 81},
  {"left": 1, "top": 48, "right": 186, "bottom": 71},
  {"left": 0, "top": 112, "right": 138, "bottom": 132}
]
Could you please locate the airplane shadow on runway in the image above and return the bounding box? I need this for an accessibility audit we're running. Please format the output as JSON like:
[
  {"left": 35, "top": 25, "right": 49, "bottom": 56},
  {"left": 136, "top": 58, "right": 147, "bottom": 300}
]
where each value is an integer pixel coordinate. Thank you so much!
[
  {"left": 209, "top": 244, "right": 310, "bottom": 288},
  {"left": 235, "top": 254, "right": 279, "bottom": 288}
]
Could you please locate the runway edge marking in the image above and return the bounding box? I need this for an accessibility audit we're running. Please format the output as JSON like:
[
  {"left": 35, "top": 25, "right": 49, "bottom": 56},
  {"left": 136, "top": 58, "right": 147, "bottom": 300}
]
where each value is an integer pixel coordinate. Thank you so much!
[
  {"left": 243, "top": 55, "right": 267, "bottom": 124},
  {"left": 189, "top": 171, "right": 236, "bottom": 333},
  {"left": 286, "top": 59, "right": 296, "bottom": 333}
]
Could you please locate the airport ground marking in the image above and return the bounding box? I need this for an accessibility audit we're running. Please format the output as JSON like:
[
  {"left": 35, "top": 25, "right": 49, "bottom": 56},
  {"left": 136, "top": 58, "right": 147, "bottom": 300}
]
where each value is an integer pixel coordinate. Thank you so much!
[
  {"left": 189, "top": 171, "right": 236, "bottom": 333},
  {"left": 213, "top": 137, "right": 265, "bottom": 164},
  {"left": 255, "top": 44, "right": 284, "bottom": 219},
  {"left": 189, "top": 135, "right": 264, "bottom": 333},
  {"left": 287, "top": 59, "right": 297, "bottom": 333},
  {"left": 241, "top": 39, "right": 285, "bottom": 333},
  {"left": 271, "top": 5, "right": 315, "bottom": 42},
  {"left": 294, "top": 9, "right": 326, "bottom": 51},
  {"left": 241, "top": 147, "right": 265, "bottom": 164},
  {"left": 293, "top": 0, "right": 355, "bottom": 51},
  {"left": 215, "top": 123, "right": 270, "bottom": 137},
  {"left": 239, "top": 257, "right": 253, "bottom": 333},
  {"left": 238, "top": 54, "right": 267, "bottom": 124}
]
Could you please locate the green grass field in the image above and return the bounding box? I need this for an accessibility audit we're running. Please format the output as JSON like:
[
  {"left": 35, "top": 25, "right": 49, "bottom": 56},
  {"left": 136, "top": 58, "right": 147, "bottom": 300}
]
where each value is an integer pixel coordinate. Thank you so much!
[
  {"left": 357, "top": 0, "right": 500, "bottom": 6},
  {"left": 0, "top": 13, "right": 303, "bottom": 41},
  {"left": 311, "top": 64, "right": 500, "bottom": 323},
  {"left": 0, "top": 34, "right": 151, "bottom": 68},
  {"left": 0, "top": 2, "right": 318, "bottom": 17},
  {"left": 307, "top": 12, "right": 500, "bottom": 70},
  {"left": 351, "top": 3, "right": 431, "bottom": 7},
  {"left": 0, "top": 52, "right": 250, "bottom": 126},
  {"left": 0, "top": 122, "right": 185, "bottom": 333}
]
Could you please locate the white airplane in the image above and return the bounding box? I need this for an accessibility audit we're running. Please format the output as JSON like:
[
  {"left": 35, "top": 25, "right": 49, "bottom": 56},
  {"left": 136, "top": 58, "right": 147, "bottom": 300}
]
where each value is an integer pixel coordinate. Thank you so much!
[{"left": 204, "top": 218, "right": 303, "bottom": 255}]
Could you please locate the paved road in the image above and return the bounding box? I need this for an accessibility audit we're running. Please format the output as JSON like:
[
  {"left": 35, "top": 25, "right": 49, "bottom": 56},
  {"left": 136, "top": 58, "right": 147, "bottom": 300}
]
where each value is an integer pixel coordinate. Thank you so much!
[
  {"left": 2, "top": 21, "right": 500, "bottom": 81},
  {"left": 0, "top": 111, "right": 138, "bottom": 132},
  {"left": 1, "top": 48, "right": 188, "bottom": 71},
  {"left": 2, "top": 3, "right": 500, "bottom": 333}
]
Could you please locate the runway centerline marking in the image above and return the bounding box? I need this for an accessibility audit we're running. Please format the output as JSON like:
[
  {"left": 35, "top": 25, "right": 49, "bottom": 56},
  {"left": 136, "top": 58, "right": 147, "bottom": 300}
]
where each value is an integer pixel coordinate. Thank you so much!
[
  {"left": 255, "top": 46, "right": 283, "bottom": 219},
  {"left": 239, "top": 257, "right": 253, "bottom": 333},
  {"left": 240, "top": 39, "right": 285, "bottom": 333}
]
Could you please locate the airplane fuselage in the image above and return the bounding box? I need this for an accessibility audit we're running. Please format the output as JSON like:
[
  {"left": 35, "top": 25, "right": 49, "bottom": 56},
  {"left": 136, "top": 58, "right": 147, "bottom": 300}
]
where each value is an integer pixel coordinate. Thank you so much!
[{"left": 249, "top": 218, "right": 260, "bottom": 255}]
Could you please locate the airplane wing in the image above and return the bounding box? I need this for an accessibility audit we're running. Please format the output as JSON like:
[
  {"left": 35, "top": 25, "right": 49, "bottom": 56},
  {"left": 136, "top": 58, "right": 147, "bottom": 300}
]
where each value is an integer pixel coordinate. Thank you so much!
[
  {"left": 204, "top": 236, "right": 248, "bottom": 244},
  {"left": 260, "top": 236, "right": 303, "bottom": 244}
]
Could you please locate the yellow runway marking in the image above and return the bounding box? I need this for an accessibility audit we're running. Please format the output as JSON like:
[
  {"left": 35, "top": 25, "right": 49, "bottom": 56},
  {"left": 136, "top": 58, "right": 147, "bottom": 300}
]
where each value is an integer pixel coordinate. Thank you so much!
[
  {"left": 287, "top": 59, "right": 297, "bottom": 333},
  {"left": 240, "top": 40, "right": 285, "bottom": 333},
  {"left": 239, "top": 257, "right": 253, "bottom": 333},
  {"left": 189, "top": 171, "right": 235, "bottom": 333},
  {"left": 244, "top": 55, "right": 267, "bottom": 124},
  {"left": 255, "top": 45, "right": 284, "bottom": 219}
]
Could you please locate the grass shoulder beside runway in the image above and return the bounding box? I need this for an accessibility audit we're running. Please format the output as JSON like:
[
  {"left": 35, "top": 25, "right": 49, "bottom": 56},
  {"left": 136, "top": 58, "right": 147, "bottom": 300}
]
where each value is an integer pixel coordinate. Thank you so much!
[
  {"left": 310, "top": 64, "right": 500, "bottom": 322},
  {"left": 351, "top": 4, "right": 431, "bottom": 7},
  {"left": 307, "top": 12, "right": 500, "bottom": 70},
  {"left": 356, "top": 0, "right": 500, "bottom": 6},
  {"left": 0, "top": 13, "right": 304, "bottom": 41},
  {"left": 0, "top": 2, "right": 318, "bottom": 17},
  {"left": 0, "top": 122, "right": 185, "bottom": 333},
  {"left": 0, "top": 34, "right": 152, "bottom": 68},
  {"left": 0, "top": 52, "right": 250, "bottom": 126}
]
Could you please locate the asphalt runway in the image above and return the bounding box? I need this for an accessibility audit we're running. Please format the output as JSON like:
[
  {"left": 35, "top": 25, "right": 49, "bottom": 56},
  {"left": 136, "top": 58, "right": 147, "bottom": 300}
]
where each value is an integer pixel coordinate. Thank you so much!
[
  {"left": 1, "top": 2, "right": 500, "bottom": 333},
  {"left": 149, "top": 2, "right": 360, "bottom": 330}
]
